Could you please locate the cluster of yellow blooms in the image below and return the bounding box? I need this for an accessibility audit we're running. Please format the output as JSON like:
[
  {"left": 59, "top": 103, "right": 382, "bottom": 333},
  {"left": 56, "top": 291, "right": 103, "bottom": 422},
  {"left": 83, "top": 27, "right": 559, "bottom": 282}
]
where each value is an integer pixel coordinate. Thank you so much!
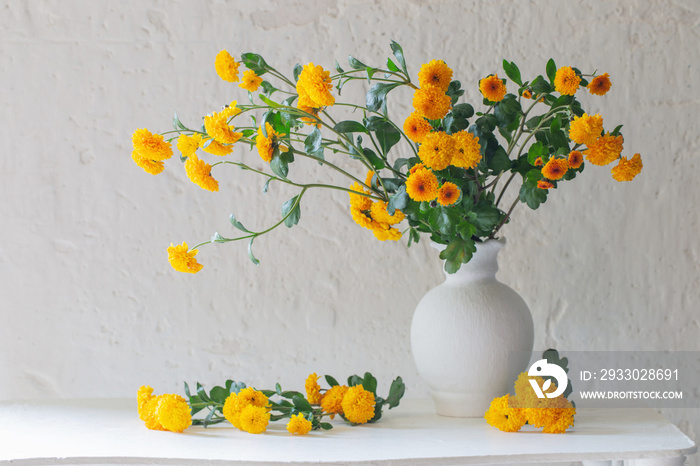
[
  {"left": 131, "top": 43, "right": 645, "bottom": 275},
  {"left": 138, "top": 386, "right": 193, "bottom": 433},
  {"left": 305, "top": 373, "right": 377, "bottom": 425},
  {"left": 399, "top": 60, "right": 482, "bottom": 208},
  {"left": 139, "top": 373, "right": 382, "bottom": 436},
  {"left": 532, "top": 67, "right": 642, "bottom": 189},
  {"left": 484, "top": 372, "right": 575, "bottom": 434}
]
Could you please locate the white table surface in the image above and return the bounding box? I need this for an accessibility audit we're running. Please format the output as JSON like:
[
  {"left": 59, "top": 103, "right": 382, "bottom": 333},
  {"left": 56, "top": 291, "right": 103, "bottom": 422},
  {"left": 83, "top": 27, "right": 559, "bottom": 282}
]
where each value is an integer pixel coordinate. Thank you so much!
[{"left": 0, "top": 398, "right": 695, "bottom": 465}]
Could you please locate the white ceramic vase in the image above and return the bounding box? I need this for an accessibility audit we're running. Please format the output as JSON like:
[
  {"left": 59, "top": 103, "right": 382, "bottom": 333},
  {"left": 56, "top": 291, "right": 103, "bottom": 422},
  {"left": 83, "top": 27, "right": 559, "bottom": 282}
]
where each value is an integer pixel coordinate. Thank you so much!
[{"left": 410, "top": 239, "right": 534, "bottom": 417}]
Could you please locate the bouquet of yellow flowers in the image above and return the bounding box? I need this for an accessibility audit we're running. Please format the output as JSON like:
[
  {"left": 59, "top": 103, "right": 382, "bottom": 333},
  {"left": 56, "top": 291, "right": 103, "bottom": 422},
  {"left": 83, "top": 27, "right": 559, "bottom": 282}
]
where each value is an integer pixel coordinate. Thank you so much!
[{"left": 131, "top": 41, "right": 642, "bottom": 274}]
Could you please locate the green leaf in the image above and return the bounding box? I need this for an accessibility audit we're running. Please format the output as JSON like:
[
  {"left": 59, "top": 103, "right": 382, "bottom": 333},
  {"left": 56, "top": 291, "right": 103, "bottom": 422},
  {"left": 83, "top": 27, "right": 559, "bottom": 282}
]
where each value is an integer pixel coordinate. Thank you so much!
[
  {"left": 387, "top": 184, "right": 408, "bottom": 215},
  {"left": 348, "top": 374, "right": 363, "bottom": 387},
  {"left": 209, "top": 386, "right": 229, "bottom": 404},
  {"left": 325, "top": 375, "right": 339, "bottom": 387},
  {"left": 259, "top": 94, "right": 282, "bottom": 108},
  {"left": 173, "top": 112, "right": 188, "bottom": 131},
  {"left": 366, "top": 67, "right": 376, "bottom": 83},
  {"left": 519, "top": 180, "right": 548, "bottom": 209},
  {"left": 275, "top": 383, "right": 282, "bottom": 396},
  {"left": 502, "top": 60, "right": 522, "bottom": 86},
  {"left": 333, "top": 120, "right": 369, "bottom": 134},
  {"left": 320, "top": 422, "right": 333, "bottom": 430},
  {"left": 487, "top": 145, "right": 511, "bottom": 175},
  {"left": 386, "top": 57, "right": 399, "bottom": 73},
  {"left": 203, "top": 407, "right": 216, "bottom": 428},
  {"left": 471, "top": 201, "right": 502, "bottom": 236},
  {"left": 304, "top": 127, "right": 322, "bottom": 154},
  {"left": 279, "top": 391, "right": 302, "bottom": 399},
  {"left": 362, "top": 372, "right": 378, "bottom": 395},
  {"left": 247, "top": 237, "right": 260, "bottom": 265},
  {"left": 439, "top": 237, "right": 477, "bottom": 274},
  {"left": 363, "top": 148, "right": 385, "bottom": 170},
  {"left": 270, "top": 154, "right": 289, "bottom": 179},
  {"left": 196, "top": 383, "right": 210, "bottom": 402},
  {"left": 385, "top": 377, "right": 406, "bottom": 408},
  {"left": 446, "top": 80, "right": 464, "bottom": 105},
  {"left": 335, "top": 60, "right": 344, "bottom": 73},
  {"left": 293, "top": 63, "right": 302, "bottom": 82},
  {"left": 292, "top": 394, "right": 313, "bottom": 411},
  {"left": 225, "top": 380, "right": 235, "bottom": 393},
  {"left": 281, "top": 195, "right": 301, "bottom": 228},
  {"left": 527, "top": 141, "right": 545, "bottom": 165},
  {"left": 611, "top": 124, "right": 623, "bottom": 137},
  {"left": 366, "top": 82, "right": 401, "bottom": 113},
  {"left": 475, "top": 114, "right": 498, "bottom": 132},
  {"left": 348, "top": 55, "right": 368, "bottom": 70},
  {"left": 530, "top": 75, "right": 552, "bottom": 95},
  {"left": 229, "top": 213, "right": 252, "bottom": 233},
  {"left": 184, "top": 382, "right": 192, "bottom": 399},
  {"left": 546, "top": 58, "right": 557, "bottom": 84},
  {"left": 372, "top": 120, "right": 401, "bottom": 156},
  {"left": 240, "top": 53, "right": 269, "bottom": 76},
  {"left": 390, "top": 40, "right": 408, "bottom": 74}
]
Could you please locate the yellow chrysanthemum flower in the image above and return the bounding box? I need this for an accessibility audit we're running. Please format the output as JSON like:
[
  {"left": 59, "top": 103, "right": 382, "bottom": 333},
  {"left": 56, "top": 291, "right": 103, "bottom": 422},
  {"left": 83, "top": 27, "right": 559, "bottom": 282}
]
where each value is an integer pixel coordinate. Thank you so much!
[
  {"left": 132, "top": 151, "right": 165, "bottom": 175},
  {"left": 351, "top": 207, "right": 375, "bottom": 230},
  {"left": 348, "top": 182, "right": 373, "bottom": 211},
  {"left": 537, "top": 180, "right": 554, "bottom": 190},
  {"left": 403, "top": 112, "right": 432, "bottom": 144},
  {"left": 405, "top": 167, "right": 439, "bottom": 202},
  {"left": 167, "top": 242, "right": 203, "bottom": 274},
  {"left": 177, "top": 133, "right": 203, "bottom": 158},
  {"left": 222, "top": 393, "right": 242, "bottom": 428},
  {"left": 511, "top": 371, "right": 551, "bottom": 409},
  {"left": 296, "top": 63, "right": 335, "bottom": 108},
  {"left": 541, "top": 157, "right": 569, "bottom": 181},
  {"left": 479, "top": 74, "right": 507, "bottom": 102},
  {"left": 370, "top": 201, "right": 405, "bottom": 225},
  {"left": 237, "top": 387, "right": 269, "bottom": 409},
  {"left": 341, "top": 385, "right": 375, "bottom": 425},
  {"left": 568, "top": 150, "right": 584, "bottom": 169},
  {"left": 296, "top": 88, "right": 322, "bottom": 127},
  {"left": 256, "top": 123, "right": 286, "bottom": 163},
  {"left": 320, "top": 385, "right": 349, "bottom": 419},
  {"left": 417, "top": 59, "right": 453, "bottom": 92},
  {"left": 286, "top": 413, "right": 313, "bottom": 435},
  {"left": 611, "top": 153, "right": 643, "bottom": 182},
  {"left": 437, "top": 182, "right": 460, "bottom": 206},
  {"left": 418, "top": 131, "right": 455, "bottom": 171},
  {"left": 238, "top": 405, "right": 270, "bottom": 434},
  {"left": 201, "top": 140, "right": 233, "bottom": 157},
  {"left": 239, "top": 69, "right": 263, "bottom": 92},
  {"left": 522, "top": 89, "right": 532, "bottom": 99},
  {"left": 526, "top": 395, "right": 575, "bottom": 433},
  {"left": 534, "top": 157, "right": 544, "bottom": 167},
  {"left": 221, "top": 101, "right": 242, "bottom": 119},
  {"left": 132, "top": 128, "right": 173, "bottom": 162},
  {"left": 584, "top": 132, "right": 624, "bottom": 166},
  {"left": 587, "top": 72, "right": 611, "bottom": 96},
  {"left": 215, "top": 50, "right": 240, "bottom": 82},
  {"left": 451, "top": 131, "right": 482, "bottom": 169},
  {"left": 412, "top": 86, "right": 452, "bottom": 120},
  {"left": 568, "top": 113, "right": 603, "bottom": 146},
  {"left": 372, "top": 223, "right": 402, "bottom": 241},
  {"left": 137, "top": 385, "right": 155, "bottom": 421},
  {"left": 143, "top": 396, "right": 166, "bottom": 431},
  {"left": 185, "top": 154, "right": 219, "bottom": 192},
  {"left": 484, "top": 394, "right": 527, "bottom": 432},
  {"left": 305, "top": 373, "right": 323, "bottom": 405},
  {"left": 554, "top": 66, "right": 580, "bottom": 96},
  {"left": 156, "top": 394, "right": 192, "bottom": 433},
  {"left": 204, "top": 111, "right": 243, "bottom": 145},
  {"left": 409, "top": 163, "right": 425, "bottom": 174}
]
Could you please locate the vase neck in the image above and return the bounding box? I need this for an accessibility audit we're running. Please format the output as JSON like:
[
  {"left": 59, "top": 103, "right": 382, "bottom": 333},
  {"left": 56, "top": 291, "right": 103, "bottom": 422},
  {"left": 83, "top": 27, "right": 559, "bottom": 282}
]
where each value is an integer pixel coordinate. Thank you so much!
[{"left": 442, "top": 239, "right": 504, "bottom": 283}]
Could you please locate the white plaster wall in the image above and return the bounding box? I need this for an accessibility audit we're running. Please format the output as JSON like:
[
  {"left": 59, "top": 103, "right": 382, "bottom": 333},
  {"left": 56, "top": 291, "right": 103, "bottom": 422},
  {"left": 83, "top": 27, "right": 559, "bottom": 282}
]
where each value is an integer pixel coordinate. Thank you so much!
[{"left": 1, "top": 0, "right": 699, "bottom": 459}]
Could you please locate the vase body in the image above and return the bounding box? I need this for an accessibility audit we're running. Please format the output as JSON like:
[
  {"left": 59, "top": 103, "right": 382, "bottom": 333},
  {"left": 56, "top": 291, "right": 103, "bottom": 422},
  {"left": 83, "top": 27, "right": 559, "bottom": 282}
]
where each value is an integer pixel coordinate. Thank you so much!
[{"left": 411, "top": 239, "right": 534, "bottom": 417}]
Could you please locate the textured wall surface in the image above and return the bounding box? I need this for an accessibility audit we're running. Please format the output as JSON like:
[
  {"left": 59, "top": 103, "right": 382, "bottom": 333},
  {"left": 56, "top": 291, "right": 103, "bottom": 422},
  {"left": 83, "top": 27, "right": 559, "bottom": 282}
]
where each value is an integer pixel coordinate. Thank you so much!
[{"left": 1, "top": 0, "right": 699, "bottom": 458}]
